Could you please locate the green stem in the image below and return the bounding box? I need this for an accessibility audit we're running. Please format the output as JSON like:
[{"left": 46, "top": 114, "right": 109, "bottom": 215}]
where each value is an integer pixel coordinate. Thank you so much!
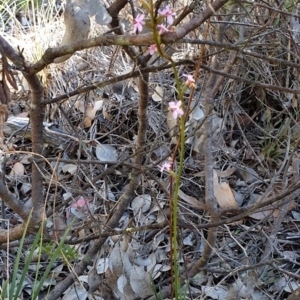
[
  {"left": 172, "top": 71, "right": 186, "bottom": 299},
  {"left": 149, "top": 2, "right": 186, "bottom": 298}
]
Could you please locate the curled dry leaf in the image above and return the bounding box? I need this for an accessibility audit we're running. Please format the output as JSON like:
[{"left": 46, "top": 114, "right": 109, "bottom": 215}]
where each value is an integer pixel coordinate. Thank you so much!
[
  {"left": 75, "top": 100, "right": 103, "bottom": 120},
  {"left": 166, "top": 110, "right": 178, "bottom": 144},
  {"left": 10, "top": 162, "right": 25, "bottom": 176},
  {"left": 54, "top": 0, "right": 91, "bottom": 63},
  {"left": 87, "top": 100, "right": 103, "bottom": 119},
  {"left": 52, "top": 215, "right": 67, "bottom": 239},
  {"left": 152, "top": 85, "right": 164, "bottom": 102},
  {"left": 62, "top": 163, "right": 77, "bottom": 174},
  {"left": 84, "top": 116, "right": 92, "bottom": 128},
  {"left": 0, "top": 104, "right": 9, "bottom": 138},
  {"left": 20, "top": 154, "right": 32, "bottom": 164},
  {"left": 178, "top": 189, "right": 207, "bottom": 211},
  {"left": 213, "top": 170, "right": 238, "bottom": 208},
  {"left": 0, "top": 44, "right": 18, "bottom": 105},
  {"left": 75, "top": 99, "right": 85, "bottom": 112}
]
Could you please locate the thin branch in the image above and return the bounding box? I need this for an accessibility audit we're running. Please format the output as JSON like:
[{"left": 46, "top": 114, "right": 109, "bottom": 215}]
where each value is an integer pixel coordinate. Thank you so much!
[
  {"left": 0, "top": 181, "right": 29, "bottom": 221},
  {"left": 187, "top": 5, "right": 239, "bottom": 278},
  {"left": 46, "top": 57, "right": 150, "bottom": 300},
  {"left": 43, "top": 60, "right": 192, "bottom": 105},
  {"left": 28, "top": 0, "right": 229, "bottom": 74}
]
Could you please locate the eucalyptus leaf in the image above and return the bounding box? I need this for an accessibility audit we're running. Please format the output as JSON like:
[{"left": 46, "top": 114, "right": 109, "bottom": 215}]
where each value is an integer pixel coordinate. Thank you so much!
[{"left": 96, "top": 144, "right": 118, "bottom": 162}]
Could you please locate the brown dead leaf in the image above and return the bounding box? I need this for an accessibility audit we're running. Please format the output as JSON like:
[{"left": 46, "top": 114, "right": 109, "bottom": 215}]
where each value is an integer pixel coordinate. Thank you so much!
[
  {"left": 54, "top": 0, "right": 91, "bottom": 63},
  {"left": 86, "top": 100, "right": 103, "bottom": 120},
  {"left": 213, "top": 170, "right": 238, "bottom": 208},
  {"left": 166, "top": 110, "right": 178, "bottom": 144},
  {"left": 84, "top": 116, "right": 92, "bottom": 127},
  {"left": 76, "top": 100, "right": 103, "bottom": 121},
  {"left": 152, "top": 85, "right": 164, "bottom": 102},
  {"left": 215, "top": 167, "right": 236, "bottom": 178},
  {"left": 178, "top": 189, "right": 207, "bottom": 211},
  {"left": 0, "top": 45, "right": 17, "bottom": 105},
  {"left": 0, "top": 104, "right": 8, "bottom": 139},
  {"left": 10, "top": 162, "right": 25, "bottom": 176},
  {"left": 53, "top": 215, "right": 67, "bottom": 239},
  {"left": 0, "top": 82, "right": 9, "bottom": 105},
  {"left": 287, "top": 287, "right": 300, "bottom": 300},
  {"left": 75, "top": 99, "right": 85, "bottom": 112}
]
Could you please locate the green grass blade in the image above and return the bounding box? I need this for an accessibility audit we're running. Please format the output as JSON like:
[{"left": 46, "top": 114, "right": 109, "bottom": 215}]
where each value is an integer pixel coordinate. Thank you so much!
[
  {"left": 13, "top": 224, "right": 43, "bottom": 299},
  {"left": 1, "top": 280, "right": 8, "bottom": 300},
  {"left": 8, "top": 213, "right": 33, "bottom": 299},
  {"left": 31, "top": 224, "right": 73, "bottom": 299}
]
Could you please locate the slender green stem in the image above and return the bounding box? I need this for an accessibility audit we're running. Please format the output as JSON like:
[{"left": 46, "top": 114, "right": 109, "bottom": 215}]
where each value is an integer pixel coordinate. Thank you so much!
[{"left": 148, "top": 2, "right": 187, "bottom": 297}]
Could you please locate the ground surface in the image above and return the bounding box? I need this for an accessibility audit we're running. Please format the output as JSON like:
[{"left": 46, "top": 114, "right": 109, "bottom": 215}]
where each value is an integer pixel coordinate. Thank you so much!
[{"left": 1, "top": 1, "right": 300, "bottom": 299}]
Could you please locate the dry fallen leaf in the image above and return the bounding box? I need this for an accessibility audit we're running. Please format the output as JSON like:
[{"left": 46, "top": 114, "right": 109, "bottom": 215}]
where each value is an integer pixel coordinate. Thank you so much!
[
  {"left": 10, "top": 162, "right": 25, "bottom": 176},
  {"left": 166, "top": 110, "right": 178, "bottom": 144},
  {"left": 52, "top": 215, "right": 67, "bottom": 239},
  {"left": 86, "top": 100, "right": 103, "bottom": 120},
  {"left": 213, "top": 170, "right": 238, "bottom": 208},
  {"left": 131, "top": 194, "right": 151, "bottom": 214},
  {"left": 152, "top": 85, "right": 164, "bottom": 102},
  {"left": 84, "top": 116, "right": 92, "bottom": 128},
  {"left": 96, "top": 143, "right": 118, "bottom": 162},
  {"left": 62, "top": 163, "right": 77, "bottom": 174},
  {"left": 54, "top": 0, "right": 91, "bottom": 63},
  {"left": 178, "top": 189, "right": 207, "bottom": 210}
]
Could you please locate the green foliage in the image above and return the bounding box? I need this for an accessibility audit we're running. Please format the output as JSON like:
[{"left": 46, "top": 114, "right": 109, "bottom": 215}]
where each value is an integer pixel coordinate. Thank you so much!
[
  {"left": 151, "top": 277, "right": 164, "bottom": 300},
  {"left": 0, "top": 0, "right": 29, "bottom": 11},
  {"left": 0, "top": 217, "right": 73, "bottom": 300},
  {"left": 42, "top": 241, "right": 79, "bottom": 262},
  {"left": 259, "top": 118, "right": 290, "bottom": 164},
  {"left": 283, "top": 0, "right": 297, "bottom": 12},
  {"left": 0, "top": 0, "right": 31, "bottom": 28}
]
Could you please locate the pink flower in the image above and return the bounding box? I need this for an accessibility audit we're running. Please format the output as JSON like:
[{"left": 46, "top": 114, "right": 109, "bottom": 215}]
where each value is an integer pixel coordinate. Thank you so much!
[
  {"left": 160, "top": 160, "right": 172, "bottom": 172},
  {"left": 157, "top": 24, "right": 169, "bottom": 35},
  {"left": 66, "top": 197, "right": 90, "bottom": 218},
  {"left": 147, "top": 44, "right": 157, "bottom": 55},
  {"left": 133, "top": 14, "right": 145, "bottom": 33},
  {"left": 183, "top": 74, "right": 195, "bottom": 88},
  {"left": 73, "top": 197, "right": 89, "bottom": 208},
  {"left": 169, "top": 101, "right": 184, "bottom": 119},
  {"left": 158, "top": 5, "right": 176, "bottom": 25}
]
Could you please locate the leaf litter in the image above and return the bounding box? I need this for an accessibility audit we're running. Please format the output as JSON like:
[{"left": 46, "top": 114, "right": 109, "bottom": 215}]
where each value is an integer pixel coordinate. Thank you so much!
[{"left": 1, "top": 1, "right": 300, "bottom": 300}]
